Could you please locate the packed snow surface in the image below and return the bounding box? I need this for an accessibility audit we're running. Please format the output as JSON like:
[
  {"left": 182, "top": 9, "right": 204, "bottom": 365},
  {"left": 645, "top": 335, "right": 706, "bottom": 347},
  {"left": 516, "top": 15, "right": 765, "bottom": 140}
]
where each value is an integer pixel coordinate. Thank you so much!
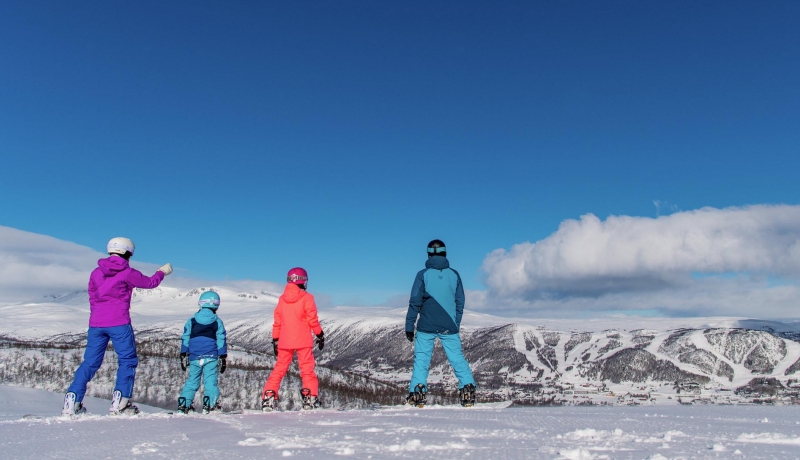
[{"left": 2, "top": 386, "right": 800, "bottom": 459}]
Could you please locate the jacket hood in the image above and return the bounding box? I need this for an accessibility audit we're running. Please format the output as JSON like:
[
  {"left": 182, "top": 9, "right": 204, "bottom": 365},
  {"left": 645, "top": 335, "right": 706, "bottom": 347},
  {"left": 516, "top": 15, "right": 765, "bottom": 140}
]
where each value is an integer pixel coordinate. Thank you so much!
[
  {"left": 194, "top": 307, "right": 218, "bottom": 325},
  {"left": 281, "top": 283, "right": 307, "bottom": 303},
  {"left": 98, "top": 256, "right": 129, "bottom": 276},
  {"left": 425, "top": 255, "right": 450, "bottom": 270}
]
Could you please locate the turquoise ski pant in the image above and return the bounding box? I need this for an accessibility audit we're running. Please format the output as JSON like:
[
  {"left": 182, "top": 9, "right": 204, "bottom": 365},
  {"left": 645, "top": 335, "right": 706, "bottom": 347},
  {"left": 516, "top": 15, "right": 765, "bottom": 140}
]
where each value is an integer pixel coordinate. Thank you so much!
[
  {"left": 179, "top": 358, "right": 220, "bottom": 406},
  {"left": 409, "top": 331, "right": 475, "bottom": 392}
]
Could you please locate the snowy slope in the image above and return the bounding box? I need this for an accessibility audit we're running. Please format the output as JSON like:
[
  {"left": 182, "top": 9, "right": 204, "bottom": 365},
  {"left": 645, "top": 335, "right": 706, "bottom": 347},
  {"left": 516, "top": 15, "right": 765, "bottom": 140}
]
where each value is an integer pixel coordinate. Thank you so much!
[
  {"left": 4, "top": 286, "right": 800, "bottom": 402},
  {"left": 0, "top": 385, "right": 160, "bottom": 421},
  {"left": 3, "top": 385, "right": 800, "bottom": 459}
]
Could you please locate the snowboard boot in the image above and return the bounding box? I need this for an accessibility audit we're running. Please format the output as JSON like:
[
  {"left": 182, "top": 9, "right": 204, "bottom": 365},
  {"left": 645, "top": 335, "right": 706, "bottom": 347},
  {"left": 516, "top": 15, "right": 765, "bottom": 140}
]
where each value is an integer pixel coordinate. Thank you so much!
[
  {"left": 300, "top": 388, "right": 321, "bottom": 410},
  {"left": 62, "top": 392, "right": 86, "bottom": 416},
  {"left": 459, "top": 383, "right": 476, "bottom": 407},
  {"left": 261, "top": 390, "right": 277, "bottom": 412},
  {"left": 202, "top": 396, "right": 222, "bottom": 414},
  {"left": 406, "top": 384, "right": 427, "bottom": 408},
  {"left": 177, "top": 397, "right": 194, "bottom": 414},
  {"left": 110, "top": 390, "right": 140, "bottom": 415}
]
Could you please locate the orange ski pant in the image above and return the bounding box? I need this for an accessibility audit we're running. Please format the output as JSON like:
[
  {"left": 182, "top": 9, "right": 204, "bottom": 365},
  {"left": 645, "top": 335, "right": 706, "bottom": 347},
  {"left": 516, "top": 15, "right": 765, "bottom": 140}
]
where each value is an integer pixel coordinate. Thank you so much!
[{"left": 263, "top": 347, "right": 319, "bottom": 397}]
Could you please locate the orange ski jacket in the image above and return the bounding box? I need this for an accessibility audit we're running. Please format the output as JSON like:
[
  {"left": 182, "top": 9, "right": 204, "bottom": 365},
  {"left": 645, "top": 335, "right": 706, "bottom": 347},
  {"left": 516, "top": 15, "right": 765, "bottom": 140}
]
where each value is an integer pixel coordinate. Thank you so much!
[{"left": 272, "top": 283, "right": 323, "bottom": 350}]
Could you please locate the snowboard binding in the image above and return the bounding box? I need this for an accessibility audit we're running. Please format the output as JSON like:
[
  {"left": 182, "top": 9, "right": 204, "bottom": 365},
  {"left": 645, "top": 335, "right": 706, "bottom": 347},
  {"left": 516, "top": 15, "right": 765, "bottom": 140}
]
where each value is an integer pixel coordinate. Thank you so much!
[
  {"left": 459, "top": 383, "right": 476, "bottom": 407},
  {"left": 110, "top": 390, "right": 140, "bottom": 415},
  {"left": 300, "top": 388, "right": 321, "bottom": 410},
  {"left": 176, "top": 397, "right": 195, "bottom": 414},
  {"left": 261, "top": 390, "right": 277, "bottom": 412},
  {"left": 202, "top": 396, "right": 222, "bottom": 414},
  {"left": 406, "top": 383, "right": 427, "bottom": 408},
  {"left": 62, "top": 392, "right": 87, "bottom": 416}
]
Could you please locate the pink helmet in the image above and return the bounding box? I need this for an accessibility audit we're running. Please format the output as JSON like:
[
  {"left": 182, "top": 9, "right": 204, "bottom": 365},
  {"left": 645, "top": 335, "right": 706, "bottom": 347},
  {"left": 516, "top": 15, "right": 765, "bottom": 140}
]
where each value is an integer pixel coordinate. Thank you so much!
[{"left": 287, "top": 267, "right": 308, "bottom": 285}]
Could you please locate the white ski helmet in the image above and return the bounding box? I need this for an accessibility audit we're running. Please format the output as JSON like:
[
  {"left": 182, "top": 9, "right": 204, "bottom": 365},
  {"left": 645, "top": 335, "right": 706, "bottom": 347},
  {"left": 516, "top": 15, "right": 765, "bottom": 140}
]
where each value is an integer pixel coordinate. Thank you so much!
[{"left": 107, "top": 237, "right": 135, "bottom": 256}]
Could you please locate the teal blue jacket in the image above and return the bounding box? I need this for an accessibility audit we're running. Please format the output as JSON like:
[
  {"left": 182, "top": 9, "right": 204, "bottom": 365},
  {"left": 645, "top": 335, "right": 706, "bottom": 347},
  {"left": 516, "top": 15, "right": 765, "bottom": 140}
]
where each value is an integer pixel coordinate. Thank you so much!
[{"left": 405, "top": 256, "right": 465, "bottom": 334}]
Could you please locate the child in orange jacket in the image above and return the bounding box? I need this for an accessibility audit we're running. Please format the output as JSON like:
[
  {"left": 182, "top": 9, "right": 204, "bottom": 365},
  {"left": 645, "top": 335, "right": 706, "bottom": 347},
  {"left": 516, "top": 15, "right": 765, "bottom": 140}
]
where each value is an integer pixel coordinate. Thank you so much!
[{"left": 262, "top": 267, "right": 325, "bottom": 411}]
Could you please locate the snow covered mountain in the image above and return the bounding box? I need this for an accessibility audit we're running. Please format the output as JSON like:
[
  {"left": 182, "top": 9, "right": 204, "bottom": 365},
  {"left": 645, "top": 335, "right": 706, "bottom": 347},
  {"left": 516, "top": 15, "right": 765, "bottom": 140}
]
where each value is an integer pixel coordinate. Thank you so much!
[{"left": 3, "top": 286, "right": 800, "bottom": 408}]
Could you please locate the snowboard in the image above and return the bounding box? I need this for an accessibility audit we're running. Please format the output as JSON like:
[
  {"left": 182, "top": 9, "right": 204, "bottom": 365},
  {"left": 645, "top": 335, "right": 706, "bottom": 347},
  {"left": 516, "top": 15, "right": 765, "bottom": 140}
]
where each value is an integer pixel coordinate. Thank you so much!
[
  {"left": 373, "top": 400, "right": 513, "bottom": 410},
  {"left": 165, "top": 409, "right": 243, "bottom": 416}
]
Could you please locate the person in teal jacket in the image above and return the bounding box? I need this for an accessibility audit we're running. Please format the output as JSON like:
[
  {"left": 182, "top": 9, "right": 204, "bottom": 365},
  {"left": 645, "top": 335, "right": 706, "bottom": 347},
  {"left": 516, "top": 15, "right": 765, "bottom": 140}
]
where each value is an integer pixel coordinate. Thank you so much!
[
  {"left": 405, "top": 239, "right": 476, "bottom": 407},
  {"left": 177, "top": 290, "right": 228, "bottom": 413}
]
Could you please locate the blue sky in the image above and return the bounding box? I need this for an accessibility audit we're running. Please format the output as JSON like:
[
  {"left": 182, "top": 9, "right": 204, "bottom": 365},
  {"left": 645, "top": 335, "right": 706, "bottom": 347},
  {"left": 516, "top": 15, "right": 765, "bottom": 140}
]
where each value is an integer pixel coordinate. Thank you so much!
[{"left": 1, "top": 1, "right": 799, "bottom": 309}]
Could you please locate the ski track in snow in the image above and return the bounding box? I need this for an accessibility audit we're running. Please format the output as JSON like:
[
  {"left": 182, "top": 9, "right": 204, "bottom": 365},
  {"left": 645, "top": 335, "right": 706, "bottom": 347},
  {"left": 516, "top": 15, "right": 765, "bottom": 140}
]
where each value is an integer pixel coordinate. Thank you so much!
[{"left": 2, "top": 386, "right": 800, "bottom": 458}]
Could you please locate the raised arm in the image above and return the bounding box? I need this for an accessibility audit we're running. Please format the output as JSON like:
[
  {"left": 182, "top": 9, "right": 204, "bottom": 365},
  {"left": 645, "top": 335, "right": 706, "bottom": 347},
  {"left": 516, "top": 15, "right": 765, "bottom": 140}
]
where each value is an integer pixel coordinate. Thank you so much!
[{"left": 125, "top": 268, "right": 165, "bottom": 289}]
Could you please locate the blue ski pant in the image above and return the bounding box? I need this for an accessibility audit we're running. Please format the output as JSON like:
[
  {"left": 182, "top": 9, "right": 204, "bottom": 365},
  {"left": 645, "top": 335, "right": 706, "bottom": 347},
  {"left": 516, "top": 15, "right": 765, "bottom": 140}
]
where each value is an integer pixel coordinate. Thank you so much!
[
  {"left": 179, "top": 358, "right": 220, "bottom": 407},
  {"left": 67, "top": 324, "right": 138, "bottom": 402},
  {"left": 409, "top": 331, "right": 475, "bottom": 393}
]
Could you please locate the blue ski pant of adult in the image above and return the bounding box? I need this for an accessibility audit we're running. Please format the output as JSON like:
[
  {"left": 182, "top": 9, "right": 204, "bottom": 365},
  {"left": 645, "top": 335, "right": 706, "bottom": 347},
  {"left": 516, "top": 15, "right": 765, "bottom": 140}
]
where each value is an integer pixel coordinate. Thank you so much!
[
  {"left": 409, "top": 331, "right": 475, "bottom": 393},
  {"left": 67, "top": 324, "right": 138, "bottom": 402},
  {"left": 179, "top": 358, "right": 220, "bottom": 407}
]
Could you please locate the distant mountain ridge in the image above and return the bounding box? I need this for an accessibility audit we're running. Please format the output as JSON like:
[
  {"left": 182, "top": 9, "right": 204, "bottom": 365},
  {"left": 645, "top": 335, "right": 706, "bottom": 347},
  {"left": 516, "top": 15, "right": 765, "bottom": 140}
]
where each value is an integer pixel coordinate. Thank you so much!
[{"left": 3, "top": 285, "right": 800, "bottom": 406}]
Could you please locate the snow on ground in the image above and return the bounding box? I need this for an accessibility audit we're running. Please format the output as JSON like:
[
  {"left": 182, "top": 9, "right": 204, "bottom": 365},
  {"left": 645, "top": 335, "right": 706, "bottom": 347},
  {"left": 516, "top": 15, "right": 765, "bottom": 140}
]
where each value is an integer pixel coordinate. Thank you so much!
[
  {"left": 0, "top": 385, "right": 160, "bottom": 421},
  {"left": 2, "top": 386, "right": 800, "bottom": 459}
]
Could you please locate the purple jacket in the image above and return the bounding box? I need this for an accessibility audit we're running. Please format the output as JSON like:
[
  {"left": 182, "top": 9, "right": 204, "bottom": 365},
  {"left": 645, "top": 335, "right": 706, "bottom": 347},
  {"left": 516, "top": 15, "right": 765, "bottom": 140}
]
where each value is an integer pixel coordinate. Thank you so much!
[{"left": 88, "top": 256, "right": 165, "bottom": 328}]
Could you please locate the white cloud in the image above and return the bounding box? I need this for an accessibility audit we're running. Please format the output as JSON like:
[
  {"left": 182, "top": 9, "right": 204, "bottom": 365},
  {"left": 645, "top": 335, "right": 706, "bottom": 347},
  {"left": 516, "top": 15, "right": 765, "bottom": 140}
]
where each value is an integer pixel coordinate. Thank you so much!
[
  {"left": 479, "top": 205, "right": 800, "bottom": 318},
  {"left": 0, "top": 225, "right": 104, "bottom": 303},
  {"left": 0, "top": 225, "right": 283, "bottom": 305}
]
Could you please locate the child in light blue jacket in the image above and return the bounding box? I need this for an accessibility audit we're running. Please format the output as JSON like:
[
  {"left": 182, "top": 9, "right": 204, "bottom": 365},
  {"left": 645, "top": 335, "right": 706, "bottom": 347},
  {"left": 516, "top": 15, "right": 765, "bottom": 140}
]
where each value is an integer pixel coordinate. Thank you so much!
[{"left": 178, "top": 290, "right": 228, "bottom": 413}]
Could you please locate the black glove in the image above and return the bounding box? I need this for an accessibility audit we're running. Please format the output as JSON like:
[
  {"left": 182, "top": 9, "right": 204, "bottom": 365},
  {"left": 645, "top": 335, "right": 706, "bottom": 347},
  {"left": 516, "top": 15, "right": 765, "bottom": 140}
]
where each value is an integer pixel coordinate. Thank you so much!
[
  {"left": 219, "top": 354, "right": 227, "bottom": 374},
  {"left": 406, "top": 331, "right": 414, "bottom": 342},
  {"left": 272, "top": 339, "right": 279, "bottom": 356},
  {"left": 316, "top": 331, "right": 325, "bottom": 351},
  {"left": 180, "top": 352, "right": 188, "bottom": 371}
]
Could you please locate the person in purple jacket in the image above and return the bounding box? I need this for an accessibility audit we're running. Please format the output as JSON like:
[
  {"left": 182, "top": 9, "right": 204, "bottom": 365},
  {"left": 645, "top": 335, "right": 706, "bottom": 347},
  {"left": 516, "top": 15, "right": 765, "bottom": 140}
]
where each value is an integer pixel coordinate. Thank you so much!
[{"left": 62, "top": 237, "right": 173, "bottom": 416}]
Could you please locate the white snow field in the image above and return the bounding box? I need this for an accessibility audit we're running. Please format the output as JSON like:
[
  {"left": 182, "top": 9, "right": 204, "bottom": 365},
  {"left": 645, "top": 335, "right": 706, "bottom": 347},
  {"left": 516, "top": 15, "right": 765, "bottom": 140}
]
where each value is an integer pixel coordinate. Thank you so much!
[{"left": 2, "top": 386, "right": 800, "bottom": 459}]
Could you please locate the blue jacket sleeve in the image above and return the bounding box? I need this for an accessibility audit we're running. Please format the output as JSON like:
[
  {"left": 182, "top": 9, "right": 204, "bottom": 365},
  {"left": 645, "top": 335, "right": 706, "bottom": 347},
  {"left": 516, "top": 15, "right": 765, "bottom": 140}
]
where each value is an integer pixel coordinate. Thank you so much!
[
  {"left": 406, "top": 270, "right": 426, "bottom": 332},
  {"left": 453, "top": 270, "right": 465, "bottom": 327},
  {"left": 216, "top": 318, "right": 228, "bottom": 356},
  {"left": 180, "top": 318, "right": 191, "bottom": 354}
]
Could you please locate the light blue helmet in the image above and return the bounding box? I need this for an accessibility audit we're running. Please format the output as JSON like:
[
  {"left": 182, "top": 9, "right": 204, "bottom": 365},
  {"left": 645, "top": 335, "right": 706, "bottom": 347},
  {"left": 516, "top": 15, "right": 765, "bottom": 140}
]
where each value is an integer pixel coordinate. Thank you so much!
[{"left": 198, "top": 291, "right": 221, "bottom": 310}]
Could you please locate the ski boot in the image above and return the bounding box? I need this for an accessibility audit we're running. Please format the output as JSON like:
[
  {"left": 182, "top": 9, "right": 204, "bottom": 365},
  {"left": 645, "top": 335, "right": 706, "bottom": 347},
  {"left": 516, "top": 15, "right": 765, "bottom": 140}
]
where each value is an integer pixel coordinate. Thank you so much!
[
  {"left": 202, "top": 396, "right": 222, "bottom": 414},
  {"left": 405, "top": 384, "right": 427, "bottom": 408},
  {"left": 176, "top": 397, "right": 194, "bottom": 414},
  {"left": 109, "top": 390, "right": 140, "bottom": 415},
  {"left": 300, "top": 388, "right": 321, "bottom": 410},
  {"left": 459, "top": 383, "right": 476, "bottom": 407},
  {"left": 261, "top": 390, "right": 277, "bottom": 412},
  {"left": 62, "top": 392, "right": 86, "bottom": 416}
]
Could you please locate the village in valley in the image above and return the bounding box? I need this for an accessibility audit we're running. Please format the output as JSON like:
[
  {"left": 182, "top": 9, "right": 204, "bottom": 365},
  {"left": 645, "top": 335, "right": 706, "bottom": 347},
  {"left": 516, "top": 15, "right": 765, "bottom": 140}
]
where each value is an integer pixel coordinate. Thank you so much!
[{"left": 494, "top": 379, "right": 800, "bottom": 407}]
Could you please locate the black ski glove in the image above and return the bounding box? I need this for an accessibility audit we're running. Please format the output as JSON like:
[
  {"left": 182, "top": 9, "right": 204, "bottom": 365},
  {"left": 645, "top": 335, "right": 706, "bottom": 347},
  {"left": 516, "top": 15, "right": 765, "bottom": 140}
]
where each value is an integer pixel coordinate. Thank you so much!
[
  {"left": 272, "top": 339, "right": 279, "bottom": 356},
  {"left": 406, "top": 331, "right": 414, "bottom": 342},
  {"left": 180, "top": 352, "right": 189, "bottom": 371},
  {"left": 219, "top": 354, "right": 227, "bottom": 374},
  {"left": 316, "top": 331, "right": 325, "bottom": 351}
]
